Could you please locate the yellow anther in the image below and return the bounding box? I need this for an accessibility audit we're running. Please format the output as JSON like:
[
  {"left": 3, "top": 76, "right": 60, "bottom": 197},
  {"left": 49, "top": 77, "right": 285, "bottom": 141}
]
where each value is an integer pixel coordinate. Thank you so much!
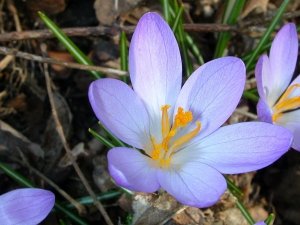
[
  {"left": 272, "top": 84, "right": 300, "bottom": 122},
  {"left": 174, "top": 107, "right": 193, "bottom": 128},
  {"left": 150, "top": 106, "right": 201, "bottom": 169}
]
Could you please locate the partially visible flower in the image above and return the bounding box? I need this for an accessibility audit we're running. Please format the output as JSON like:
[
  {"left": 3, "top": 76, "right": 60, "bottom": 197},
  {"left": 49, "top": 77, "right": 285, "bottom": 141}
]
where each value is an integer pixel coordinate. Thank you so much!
[
  {"left": 89, "top": 12, "right": 292, "bottom": 207},
  {"left": 0, "top": 188, "right": 55, "bottom": 225},
  {"left": 256, "top": 23, "right": 300, "bottom": 151},
  {"left": 255, "top": 222, "right": 266, "bottom": 225}
]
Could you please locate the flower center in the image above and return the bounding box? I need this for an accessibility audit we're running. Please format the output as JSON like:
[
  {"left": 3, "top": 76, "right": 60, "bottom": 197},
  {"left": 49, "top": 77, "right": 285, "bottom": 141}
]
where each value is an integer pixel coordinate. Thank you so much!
[
  {"left": 150, "top": 105, "right": 201, "bottom": 168},
  {"left": 272, "top": 84, "right": 300, "bottom": 122}
]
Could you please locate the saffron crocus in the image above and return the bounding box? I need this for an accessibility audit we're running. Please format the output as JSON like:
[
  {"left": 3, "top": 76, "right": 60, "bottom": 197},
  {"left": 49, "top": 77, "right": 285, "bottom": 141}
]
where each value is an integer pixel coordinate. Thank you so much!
[
  {"left": 89, "top": 12, "right": 292, "bottom": 207},
  {"left": 256, "top": 23, "right": 300, "bottom": 151},
  {"left": 0, "top": 188, "right": 55, "bottom": 225}
]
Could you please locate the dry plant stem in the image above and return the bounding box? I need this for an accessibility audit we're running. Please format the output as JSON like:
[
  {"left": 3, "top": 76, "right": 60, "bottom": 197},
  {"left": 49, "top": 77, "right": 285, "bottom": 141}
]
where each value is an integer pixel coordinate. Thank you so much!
[
  {"left": 234, "top": 108, "right": 258, "bottom": 120},
  {"left": 0, "top": 23, "right": 236, "bottom": 42},
  {"left": 240, "top": 10, "right": 300, "bottom": 27},
  {"left": 6, "top": 0, "right": 22, "bottom": 32},
  {"left": 42, "top": 46, "right": 114, "bottom": 225},
  {"left": 0, "top": 46, "right": 127, "bottom": 76},
  {"left": 0, "top": 9, "right": 300, "bottom": 42},
  {"left": 17, "top": 151, "right": 86, "bottom": 215}
]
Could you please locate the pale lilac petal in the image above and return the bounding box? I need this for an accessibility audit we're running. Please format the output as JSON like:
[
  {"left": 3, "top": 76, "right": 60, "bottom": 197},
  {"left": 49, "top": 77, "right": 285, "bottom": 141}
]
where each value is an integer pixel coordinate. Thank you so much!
[
  {"left": 186, "top": 122, "right": 292, "bottom": 174},
  {"left": 157, "top": 162, "right": 226, "bottom": 208},
  {"left": 89, "top": 78, "right": 150, "bottom": 149},
  {"left": 255, "top": 55, "right": 275, "bottom": 105},
  {"left": 276, "top": 110, "right": 300, "bottom": 151},
  {"left": 129, "top": 12, "right": 182, "bottom": 137},
  {"left": 175, "top": 57, "right": 245, "bottom": 140},
  {"left": 257, "top": 98, "right": 273, "bottom": 123},
  {"left": 254, "top": 222, "right": 266, "bottom": 225},
  {"left": 269, "top": 23, "right": 298, "bottom": 101},
  {"left": 0, "top": 188, "right": 55, "bottom": 225},
  {"left": 108, "top": 147, "right": 160, "bottom": 192}
]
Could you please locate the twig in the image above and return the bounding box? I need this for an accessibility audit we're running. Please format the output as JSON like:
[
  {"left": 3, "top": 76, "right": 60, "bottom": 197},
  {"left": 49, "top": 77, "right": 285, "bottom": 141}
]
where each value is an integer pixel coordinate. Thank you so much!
[
  {"left": 17, "top": 150, "right": 87, "bottom": 215},
  {"left": 0, "top": 9, "right": 299, "bottom": 42},
  {"left": 6, "top": 0, "right": 22, "bottom": 32},
  {"left": 234, "top": 108, "right": 258, "bottom": 120},
  {"left": 41, "top": 44, "right": 114, "bottom": 225},
  {"left": 0, "top": 23, "right": 237, "bottom": 42},
  {"left": 183, "top": 23, "right": 237, "bottom": 32},
  {"left": 0, "top": 46, "right": 127, "bottom": 76}
]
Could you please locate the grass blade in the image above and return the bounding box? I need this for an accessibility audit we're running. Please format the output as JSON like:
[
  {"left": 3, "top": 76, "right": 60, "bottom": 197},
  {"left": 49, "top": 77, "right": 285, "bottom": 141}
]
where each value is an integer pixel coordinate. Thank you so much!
[
  {"left": 245, "top": 0, "right": 290, "bottom": 70},
  {"left": 38, "top": 11, "right": 102, "bottom": 79},
  {"left": 214, "top": 0, "right": 245, "bottom": 58},
  {"left": 88, "top": 128, "right": 116, "bottom": 148},
  {"left": 120, "top": 31, "right": 128, "bottom": 82}
]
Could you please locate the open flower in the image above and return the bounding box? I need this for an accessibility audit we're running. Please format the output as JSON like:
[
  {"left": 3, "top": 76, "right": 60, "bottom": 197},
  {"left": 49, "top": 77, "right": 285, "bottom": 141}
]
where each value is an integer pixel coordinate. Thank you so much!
[
  {"left": 256, "top": 23, "right": 300, "bottom": 151},
  {"left": 0, "top": 188, "right": 55, "bottom": 225},
  {"left": 89, "top": 12, "right": 292, "bottom": 207}
]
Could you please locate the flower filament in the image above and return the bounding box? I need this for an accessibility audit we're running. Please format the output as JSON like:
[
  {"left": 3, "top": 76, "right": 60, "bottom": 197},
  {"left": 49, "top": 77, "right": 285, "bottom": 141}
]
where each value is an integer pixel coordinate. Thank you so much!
[
  {"left": 150, "top": 105, "right": 201, "bottom": 168},
  {"left": 272, "top": 84, "right": 300, "bottom": 122}
]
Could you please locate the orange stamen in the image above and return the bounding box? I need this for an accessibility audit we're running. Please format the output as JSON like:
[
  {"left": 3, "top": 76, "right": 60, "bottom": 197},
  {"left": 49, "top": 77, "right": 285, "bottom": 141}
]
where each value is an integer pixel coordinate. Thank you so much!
[
  {"left": 272, "top": 84, "right": 300, "bottom": 122},
  {"left": 150, "top": 105, "right": 201, "bottom": 168}
]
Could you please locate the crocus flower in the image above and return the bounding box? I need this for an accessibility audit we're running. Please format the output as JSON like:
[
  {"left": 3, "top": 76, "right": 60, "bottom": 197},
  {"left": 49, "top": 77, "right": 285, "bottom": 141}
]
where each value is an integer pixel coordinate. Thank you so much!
[
  {"left": 89, "top": 12, "right": 292, "bottom": 207},
  {"left": 255, "top": 222, "right": 266, "bottom": 225},
  {"left": 0, "top": 188, "right": 55, "bottom": 225},
  {"left": 256, "top": 23, "right": 300, "bottom": 151}
]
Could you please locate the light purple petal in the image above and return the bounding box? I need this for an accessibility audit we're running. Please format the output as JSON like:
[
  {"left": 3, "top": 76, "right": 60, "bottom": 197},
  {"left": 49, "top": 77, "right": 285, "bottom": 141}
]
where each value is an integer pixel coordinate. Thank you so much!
[
  {"left": 175, "top": 57, "right": 245, "bottom": 141},
  {"left": 269, "top": 23, "right": 298, "bottom": 102},
  {"left": 254, "top": 222, "right": 266, "bottom": 225},
  {"left": 277, "top": 110, "right": 300, "bottom": 151},
  {"left": 157, "top": 162, "right": 226, "bottom": 208},
  {"left": 129, "top": 12, "right": 182, "bottom": 136},
  {"left": 89, "top": 78, "right": 150, "bottom": 149},
  {"left": 0, "top": 188, "right": 55, "bottom": 225},
  {"left": 188, "top": 122, "right": 292, "bottom": 174},
  {"left": 107, "top": 147, "right": 160, "bottom": 192},
  {"left": 255, "top": 55, "right": 274, "bottom": 104},
  {"left": 257, "top": 98, "right": 273, "bottom": 123}
]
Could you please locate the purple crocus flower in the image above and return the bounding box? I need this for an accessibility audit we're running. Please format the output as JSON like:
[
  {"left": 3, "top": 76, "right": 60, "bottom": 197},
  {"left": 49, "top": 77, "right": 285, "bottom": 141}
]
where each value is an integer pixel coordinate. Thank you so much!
[
  {"left": 256, "top": 23, "right": 300, "bottom": 151},
  {"left": 0, "top": 188, "right": 55, "bottom": 225},
  {"left": 89, "top": 12, "right": 292, "bottom": 207},
  {"left": 255, "top": 222, "right": 267, "bottom": 225}
]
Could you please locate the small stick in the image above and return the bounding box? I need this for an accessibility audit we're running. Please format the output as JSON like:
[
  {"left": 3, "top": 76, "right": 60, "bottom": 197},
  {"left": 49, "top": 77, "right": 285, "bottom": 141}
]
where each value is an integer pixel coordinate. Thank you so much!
[
  {"left": 0, "top": 46, "right": 127, "bottom": 76},
  {"left": 0, "top": 23, "right": 236, "bottom": 42},
  {"left": 41, "top": 44, "right": 114, "bottom": 225},
  {"left": 17, "top": 151, "right": 87, "bottom": 215},
  {"left": 6, "top": 0, "right": 22, "bottom": 32},
  {"left": 234, "top": 108, "right": 258, "bottom": 120}
]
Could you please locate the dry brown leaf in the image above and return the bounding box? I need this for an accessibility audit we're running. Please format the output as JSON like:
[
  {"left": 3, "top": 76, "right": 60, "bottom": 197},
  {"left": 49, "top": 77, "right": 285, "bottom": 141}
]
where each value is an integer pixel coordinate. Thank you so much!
[
  {"left": 241, "top": 0, "right": 269, "bottom": 18},
  {"left": 94, "top": 0, "right": 142, "bottom": 25}
]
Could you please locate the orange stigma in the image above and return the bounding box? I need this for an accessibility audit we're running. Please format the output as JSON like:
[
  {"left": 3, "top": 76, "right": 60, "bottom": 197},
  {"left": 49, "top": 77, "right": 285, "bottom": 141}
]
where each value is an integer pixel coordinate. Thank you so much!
[
  {"left": 150, "top": 105, "right": 201, "bottom": 168},
  {"left": 272, "top": 84, "right": 300, "bottom": 122}
]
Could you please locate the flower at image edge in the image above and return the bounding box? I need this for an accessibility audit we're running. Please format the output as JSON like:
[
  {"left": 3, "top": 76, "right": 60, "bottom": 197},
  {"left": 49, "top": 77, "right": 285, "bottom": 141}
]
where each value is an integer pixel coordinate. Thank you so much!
[
  {"left": 0, "top": 188, "right": 55, "bottom": 225},
  {"left": 89, "top": 12, "right": 293, "bottom": 208},
  {"left": 256, "top": 23, "right": 300, "bottom": 151}
]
